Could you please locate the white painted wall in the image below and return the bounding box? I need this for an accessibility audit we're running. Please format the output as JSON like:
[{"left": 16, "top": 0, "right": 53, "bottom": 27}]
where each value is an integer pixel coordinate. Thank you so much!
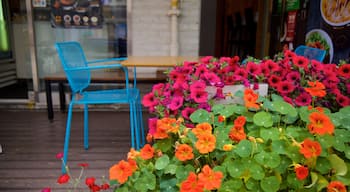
[{"left": 130, "top": 0, "right": 201, "bottom": 56}]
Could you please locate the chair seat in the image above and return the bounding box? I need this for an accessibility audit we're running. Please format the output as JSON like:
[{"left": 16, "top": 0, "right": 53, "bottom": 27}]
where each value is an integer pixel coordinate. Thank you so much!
[{"left": 73, "top": 88, "right": 140, "bottom": 104}]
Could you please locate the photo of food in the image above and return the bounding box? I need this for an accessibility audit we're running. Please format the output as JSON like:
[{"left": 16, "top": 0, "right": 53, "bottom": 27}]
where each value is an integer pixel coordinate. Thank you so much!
[
  {"left": 305, "top": 29, "right": 334, "bottom": 63},
  {"left": 321, "top": 0, "right": 350, "bottom": 26}
]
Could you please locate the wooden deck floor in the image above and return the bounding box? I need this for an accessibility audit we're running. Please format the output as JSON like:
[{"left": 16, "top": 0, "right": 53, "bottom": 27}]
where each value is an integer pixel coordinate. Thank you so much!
[{"left": 0, "top": 109, "right": 151, "bottom": 192}]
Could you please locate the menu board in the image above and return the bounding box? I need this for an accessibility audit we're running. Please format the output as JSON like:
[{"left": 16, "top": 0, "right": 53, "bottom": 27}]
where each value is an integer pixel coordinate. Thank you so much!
[
  {"left": 51, "top": 0, "right": 103, "bottom": 28},
  {"left": 306, "top": 0, "right": 350, "bottom": 64}
]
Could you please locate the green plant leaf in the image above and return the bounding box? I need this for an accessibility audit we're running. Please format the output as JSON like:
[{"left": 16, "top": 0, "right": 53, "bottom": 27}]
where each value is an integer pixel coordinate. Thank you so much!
[
  {"left": 212, "top": 104, "right": 225, "bottom": 114},
  {"left": 234, "top": 140, "right": 252, "bottom": 158},
  {"left": 271, "top": 94, "right": 284, "bottom": 102},
  {"left": 272, "top": 101, "right": 297, "bottom": 116},
  {"left": 155, "top": 155, "right": 170, "bottom": 170},
  {"left": 315, "top": 157, "right": 332, "bottom": 174},
  {"left": 219, "top": 179, "right": 243, "bottom": 191},
  {"left": 190, "top": 109, "right": 211, "bottom": 123},
  {"left": 271, "top": 140, "right": 287, "bottom": 154},
  {"left": 316, "top": 174, "right": 329, "bottom": 191},
  {"left": 260, "top": 127, "right": 280, "bottom": 141},
  {"left": 220, "top": 105, "right": 237, "bottom": 117},
  {"left": 249, "top": 162, "right": 265, "bottom": 180},
  {"left": 164, "top": 163, "right": 178, "bottom": 175},
  {"left": 175, "top": 164, "right": 195, "bottom": 181},
  {"left": 153, "top": 138, "right": 172, "bottom": 152},
  {"left": 134, "top": 170, "right": 156, "bottom": 191},
  {"left": 253, "top": 111, "right": 273, "bottom": 127},
  {"left": 159, "top": 177, "right": 177, "bottom": 192},
  {"left": 227, "top": 159, "right": 245, "bottom": 178},
  {"left": 260, "top": 176, "right": 280, "bottom": 192},
  {"left": 328, "top": 154, "right": 348, "bottom": 176},
  {"left": 304, "top": 172, "right": 318, "bottom": 189}
]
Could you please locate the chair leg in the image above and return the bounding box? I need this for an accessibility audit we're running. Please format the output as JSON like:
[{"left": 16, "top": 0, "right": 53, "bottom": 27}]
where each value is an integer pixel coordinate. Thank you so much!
[
  {"left": 84, "top": 104, "right": 89, "bottom": 150},
  {"left": 62, "top": 103, "right": 74, "bottom": 173},
  {"left": 137, "top": 95, "right": 145, "bottom": 146},
  {"left": 129, "top": 103, "right": 135, "bottom": 149},
  {"left": 132, "top": 102, "right": 140, "bottom": 149}
]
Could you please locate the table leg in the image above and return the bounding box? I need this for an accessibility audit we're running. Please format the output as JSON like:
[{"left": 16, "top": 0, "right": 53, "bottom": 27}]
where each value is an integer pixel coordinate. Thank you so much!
[
  {"left": 45, "top": 80, "right": 54, "bottom": 121},
  {"left": 58, "top": 82, "right": 66, "bottom": 112}
]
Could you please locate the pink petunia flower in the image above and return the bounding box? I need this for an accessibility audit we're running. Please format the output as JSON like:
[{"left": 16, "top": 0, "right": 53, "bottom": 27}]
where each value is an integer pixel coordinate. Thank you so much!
[
  {"left": 277, "top": 81, "right": 295, "bottom": 95},
  {"left": 148, "top": 117, "right": 158, "bottom": 135},
  {"left": 169, "top": 96, "right": 184, "bottom": 110},
  {"left": 190, "top": 90, "right": 208, "bottom": 103},
  {"left": 294, "top": 92, "right": 312, "bottom": 106},
  {"left": 181, "top": 107, "right": 196, "bottom": 120},
  {"left": 142, "top": 93, "right": 158, "bottom": 108}
]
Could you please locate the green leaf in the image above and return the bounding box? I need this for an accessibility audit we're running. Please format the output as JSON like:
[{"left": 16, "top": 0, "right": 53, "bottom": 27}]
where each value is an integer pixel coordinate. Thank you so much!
[
  {"left": 260, "top": 176, "right": 280, "bottom": 192},
  {"left": 315, "top": 157, "right": 332, "bottom": 174},
  {"left": 316, "top": 174, "right": 329, "bottom": 191},
  {"left": 134, "top": 170, "right": 156, "bottom": 191},
  {"left": 227, "top": 159, "right": 245, "bottom": 178},
  {"left": 153, "top": 138, "right": 172, "bottom": 152},
  {"left": 253, "top": 111, "right": 273, "bottom": 127},
  {"left": 175, "top": 164, "right": 195, "bottom": 181},
  {"left": 159, "top": 177, "right": 177, "bottom": 192},
  {"left": 190, "top": 109, "right": 211, "bottom": 123},
  {"left": 234, "top": 140, "right": 252, "bottom": 158},
  {"left": 255, "top": 151, "right": 281, "bottom": 168},
  {"left": 328, "top": 154, "right": 348, "bottom": 176},
  {"left": 249, "top": 163, "right": 265, "bottom": 180},
  {"left": 219, "top": 179, "right": 243, "bottom": 191},
  {"left": 271, "top": 94, "right": 284, "bottom": 102},
  {"left": 272, "top": 101, "right": 298, "bottom": 116},
  {"left": 271, "top": 140, "right": 287, "bottom": 154},
  {"left": 220, "top": 105, "right": 237, "bottom": 117},
  {"left": 164, "top": 164, "right": 178, "bottom": 175},
  {"left": 286, "top": 173, "right": 304, "bottom": 189},
  {"left": 155, "top": 155, "right": 170, "bottom": 170},
  {"left": 260, "top": 127, "right": 280, "bottom": 141},
  {"left": 245, "top": 178, "right": 260, "bottom": 190},
  {"left": 304, "top": 172, "right": 318, "bottom": 189}
]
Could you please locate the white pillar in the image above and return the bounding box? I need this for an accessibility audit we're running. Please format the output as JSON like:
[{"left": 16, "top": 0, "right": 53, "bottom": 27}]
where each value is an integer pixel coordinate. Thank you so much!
[{"left": 168, "top": 0, "right": 180, "bottom": 56}]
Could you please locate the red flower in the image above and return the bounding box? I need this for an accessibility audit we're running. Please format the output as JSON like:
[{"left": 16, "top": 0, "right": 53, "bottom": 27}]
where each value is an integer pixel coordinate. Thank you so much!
[
  {"left": 218, "top": 115, "right": 225, "bottom": 123},
  {"left": 338, "top": 64, "right": 350, "bottom": 78},
  {"left": 85, "top": 177, "right": 96, "bottom": 186},
  {"left": 304, "top": 81, "right": 326, "bottom": 98},
  {"left": 268, "top": 75, "right": 282, "bottom": 88},
  {"left": 55, "top": 152, "right": 63, "bottom": 159},
  {"left": 57, "top": 174, "right": 70, "bottom": 184},
  {"left": 78, "top": 163, "right": 89, "bottom": 168},
  {"left": 89, "top": 184, "right": 101, "bottom": 192},
  {"left": 327, "top": 181, "right": 347, "bottom": 192},
  {"left": 180, "top": 172, "right": 204, "bottom": 192},
  {"left": 41, "top": 187, "right": 51, "bottom": 192},
  {"left": 295, "top": 165, "right": 309, "bottom": 180},
  {"left": 142, "top": 92, "right": 158, "bottom": 108},
  {"left": 277, "top": 81, "right": 295, "bottom": 95},
  {"left": 299, "top": 138, "right": 322, "bottom": 159},
  {"left": 292, "top": 55, "right": 309, "bottom": 69},
  {"left": 100, "top": 183, "right": 110, "bottom": 190},
  {"left": 140, "top": 144, "right": 155, "bottom": 160},
  {"left": 190, "top": 90, "right": 208, "bottom": 103},
  {"left": 198, "top": 165, "right": 223, "bottom": 190},
  {"left": 229, "top": 125, "right": 246, "bottom": 143},
  {"left": 307, "top": 112, "right": 334, "bottom": 135}
]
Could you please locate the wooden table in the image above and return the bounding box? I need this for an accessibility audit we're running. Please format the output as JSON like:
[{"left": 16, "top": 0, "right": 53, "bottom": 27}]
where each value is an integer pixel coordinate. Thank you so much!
[{"left": 44, "top": 56, "right": 199, "bottom": 121}]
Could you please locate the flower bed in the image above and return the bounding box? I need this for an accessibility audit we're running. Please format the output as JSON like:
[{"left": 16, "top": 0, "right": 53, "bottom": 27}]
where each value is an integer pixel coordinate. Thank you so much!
[{"left": 109, "top": 50, "right": 350, "bottom": 191}]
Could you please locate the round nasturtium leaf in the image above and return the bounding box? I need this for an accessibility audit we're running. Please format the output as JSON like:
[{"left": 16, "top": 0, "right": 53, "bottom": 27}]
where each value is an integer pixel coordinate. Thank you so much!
[
  {"left": 190, "top": 109, "right": 211, "bottom": 123},
  {"left": 234, "top": 140, "right": 252, "bottom": 158},
  {"left": 260, "top": 176, "right": 280, "bottom": 192},
  {"left": 272, "top": 101, "right": 298, "bottom": 116},
  {"left": 155, "top": 155, "right": 170, "bottom": 170},
  {"left": 253, "top": 111, "right": 273, "bottom": 127}
]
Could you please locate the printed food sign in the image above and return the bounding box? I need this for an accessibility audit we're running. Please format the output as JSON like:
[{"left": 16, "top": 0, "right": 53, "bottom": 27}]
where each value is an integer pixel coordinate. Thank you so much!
[{"left": 51, "top": 0, "right": 103, "bottom": 28}]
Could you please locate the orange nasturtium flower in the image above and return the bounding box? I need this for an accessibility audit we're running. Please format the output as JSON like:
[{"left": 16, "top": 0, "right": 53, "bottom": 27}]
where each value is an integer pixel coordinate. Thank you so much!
[
  {"left": 192, "top": 122, "right": 213, "bottom": 137},
  {"left": 154, "top": 117, "right": 177, "bottom": 139},
  {"left": 294, "top": 165, "right": 309, "bottom": 180},
  {"left": 180, "top": 172, "right": 204, "bottom": 192},
  {"left": 127, "top": 148, "right": 140, "bottom": 160},
  {"left": 327, "top": 181, "right": 347, "bottom": 192},
  {"left": 198, "top": 165, "right": 223, "bottom": 190},
  {"left": 218, "top": 115, "right": 226, "bottom": 123},
  {"left": 195, "top": 133, "right": 216, "bottom": 154},
  {"left": 223, "top": 144, "right": 233, "bottom": 151},
  {"left": 307, "top": 112, "right": 334, "bottom": 135},
  {"left": 228, "top": 125, "right": 246, "bottom": 143},
  {"left": 140, "top": 144, "right": 155, "bottom": 160},
  {"left": 234, "top": 116, "right": 246, "bottom": 127},
  {"left": 243, "top": 88, "right": 260, "bottom": 109},
  {"left": 299, "top": 138, "right": 322, "bottom": 159},
  {"left": 175, "top": 144, "right": 194, "bottom": 161},
  {"left": 109, "top": 160, "right": 134, "bottom": 184},
  {"left": 304, "top": 81, "right": 326, "bottom": 98}
]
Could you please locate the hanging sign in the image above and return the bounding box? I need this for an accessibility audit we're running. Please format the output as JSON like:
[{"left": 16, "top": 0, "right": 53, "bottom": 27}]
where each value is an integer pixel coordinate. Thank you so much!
[
  {"left": 51, "top": 0, "right": 103, "bottom": 28},
  {"left": 285, "top": 11, "right": 297, "bottom": 42}
]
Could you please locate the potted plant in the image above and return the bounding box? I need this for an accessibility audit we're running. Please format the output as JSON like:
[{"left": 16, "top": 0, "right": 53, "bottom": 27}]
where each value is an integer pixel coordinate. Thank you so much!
[{"left": 110, "top": 87, "right": 350, "bottom": 191}]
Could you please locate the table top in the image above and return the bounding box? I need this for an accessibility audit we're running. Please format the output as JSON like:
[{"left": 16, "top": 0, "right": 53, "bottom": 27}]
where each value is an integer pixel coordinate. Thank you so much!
[
  {"left": 121, "top": 56, "right": 199, "bottom": 67},
  {"left": 44, "top": 69, "right": 167, "bottom": 82}
]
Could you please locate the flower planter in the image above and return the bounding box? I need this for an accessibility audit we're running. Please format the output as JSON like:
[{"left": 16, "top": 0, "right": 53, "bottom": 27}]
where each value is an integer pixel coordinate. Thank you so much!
[{"left": 206, "top": 83, "right": 268, "bottom": 104}]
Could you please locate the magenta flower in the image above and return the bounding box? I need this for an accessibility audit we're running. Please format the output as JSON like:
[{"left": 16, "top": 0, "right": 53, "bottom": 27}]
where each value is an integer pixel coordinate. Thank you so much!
[
  {"left": 41, "top": 188, "right": 51, "bottom": 192},
  {"left": 190, "top": 90, "right": 208, "bottom": 103},
  {"left": 214, "top": 87, "right": 225, "bottom": 99},
  {"left": 294, "top": 92, "right": 312, "bottom": 106},
  {"left": 277, "top": 81, "right": 295, "bottom": 95},
  {"left": 203, "top": 72, "right": 221, "bottom": 86},
  {"left": 194, "top": 65, "right": 209, "bottom": 78},
  {"left": 142, "top": 93, "right": 158, "bottom": 108},
  {"left": 181, "top": 107, "right": 196, "bottom": 120},
  {"left": 198, "top": 102, "right": 211, "bottom": 112},
  {"left": 286, "top": 71, "right": 301, "bottom": 83},
  {"left": 336, "top": 93, "right": 350, "bottom": 107},
  {"left": 190, "top": 81, "right": 206, "bottom": 91},
  {"left": 200, "top": 56, "right": 213, "bottom": 64},
  {"left": 246, "top": 61, "right": 261, "bottom": 77},
  {"left": 148, "top": 118, "right": 158, "bottom": 135},
  {"left": 169, "top": 96, "right": 184, "bottom": 110},
  {"left": 56, "top": 152, "right": 63, "bottom": 159}
]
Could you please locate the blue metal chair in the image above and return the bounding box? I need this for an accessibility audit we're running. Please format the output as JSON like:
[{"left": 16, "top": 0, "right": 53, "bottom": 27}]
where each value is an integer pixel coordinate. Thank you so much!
[
  {"left": 294, "top": 45, "right": 326, "bottom": 62},
  {"left": 55, "top": 41, "right": 144, "bottom": 173}
]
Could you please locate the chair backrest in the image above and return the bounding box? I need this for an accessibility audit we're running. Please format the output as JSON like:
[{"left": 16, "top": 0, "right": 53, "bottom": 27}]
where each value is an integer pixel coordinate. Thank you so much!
[
  {"left": 294, "top": 45, "right": 326, "bottom": 62},
  {"left": 55, "top": 42, "right": 90, "bottom": 93}
]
